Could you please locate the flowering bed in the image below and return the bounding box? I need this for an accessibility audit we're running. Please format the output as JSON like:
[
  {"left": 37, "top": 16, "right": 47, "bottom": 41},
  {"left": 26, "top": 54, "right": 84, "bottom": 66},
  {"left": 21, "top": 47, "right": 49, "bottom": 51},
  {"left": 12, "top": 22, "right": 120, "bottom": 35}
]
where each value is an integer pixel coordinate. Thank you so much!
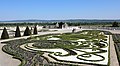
[{"left": 2, "top": 30, "right": 110, "bottom": 66}]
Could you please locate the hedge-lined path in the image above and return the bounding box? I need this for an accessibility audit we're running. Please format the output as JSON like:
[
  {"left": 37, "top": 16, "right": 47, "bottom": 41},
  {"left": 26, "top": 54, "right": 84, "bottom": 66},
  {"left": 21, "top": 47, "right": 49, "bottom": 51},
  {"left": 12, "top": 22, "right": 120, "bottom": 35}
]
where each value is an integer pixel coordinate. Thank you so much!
[
  {"left": 0, "top": 44, "right": 21, "bottom": 66},
  {"left": 110, "top": 35, "right": 119, "bottom": 66}
]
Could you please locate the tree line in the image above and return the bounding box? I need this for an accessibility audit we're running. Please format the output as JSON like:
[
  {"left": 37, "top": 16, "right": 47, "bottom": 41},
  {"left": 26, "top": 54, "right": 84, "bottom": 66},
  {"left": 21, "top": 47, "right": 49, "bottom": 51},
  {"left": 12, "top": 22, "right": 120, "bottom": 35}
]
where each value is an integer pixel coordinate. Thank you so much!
[{"left": 0, "top": 21, "right": 119, "bottom": 26}]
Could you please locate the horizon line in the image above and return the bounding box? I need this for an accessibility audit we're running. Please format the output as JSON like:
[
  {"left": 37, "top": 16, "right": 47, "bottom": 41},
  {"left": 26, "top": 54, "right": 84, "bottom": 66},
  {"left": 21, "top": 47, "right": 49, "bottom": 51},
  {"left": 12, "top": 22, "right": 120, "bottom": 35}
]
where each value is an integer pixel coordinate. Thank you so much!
[{"left": 0, "top": 18, "right": 120, "bottom": 21}]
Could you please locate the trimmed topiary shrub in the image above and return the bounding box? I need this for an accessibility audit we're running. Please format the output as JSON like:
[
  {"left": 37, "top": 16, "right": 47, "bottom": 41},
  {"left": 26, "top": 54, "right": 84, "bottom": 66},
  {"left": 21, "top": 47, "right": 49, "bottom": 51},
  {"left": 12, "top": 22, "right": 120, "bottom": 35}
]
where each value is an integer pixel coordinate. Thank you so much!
[
  {"left": 33, "top": 26, "right": 37, "bottom": 34},
  {"left": 24, "top": 26, "right": 31, "bottom": 36},
  {"left": 1, "top": 27, "right": 9, "bottom": 39},
  {"left": 15, "top": 26, "right": 21, "bottom": 37},
  {"left": 59, "top": 22, "right": 64, "bottom": 28}
]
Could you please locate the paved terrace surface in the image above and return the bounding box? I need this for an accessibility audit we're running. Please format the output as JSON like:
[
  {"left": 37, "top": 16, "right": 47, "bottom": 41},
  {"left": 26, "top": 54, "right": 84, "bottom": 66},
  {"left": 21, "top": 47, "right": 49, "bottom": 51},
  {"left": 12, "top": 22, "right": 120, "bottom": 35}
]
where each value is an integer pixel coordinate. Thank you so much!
[
  {"left": 0, "top": 44, "right": 20, "bottom": 66},
  {"left": 110, "top": 35, "right": 119, "bottom": 66},
  {"left": 0, "top": 28, "right": 119, "bottom": 66}
]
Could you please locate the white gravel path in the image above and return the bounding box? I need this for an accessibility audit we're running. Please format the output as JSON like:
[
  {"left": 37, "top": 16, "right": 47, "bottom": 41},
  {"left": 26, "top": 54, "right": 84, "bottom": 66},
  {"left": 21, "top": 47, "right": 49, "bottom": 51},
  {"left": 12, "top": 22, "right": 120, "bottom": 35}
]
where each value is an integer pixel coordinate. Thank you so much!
[
  {"left": 110, "top": 35, "right": 119, "bottom": 66},
  {"left": 0, "top": 44, "right": 20, "bottom": 66}
]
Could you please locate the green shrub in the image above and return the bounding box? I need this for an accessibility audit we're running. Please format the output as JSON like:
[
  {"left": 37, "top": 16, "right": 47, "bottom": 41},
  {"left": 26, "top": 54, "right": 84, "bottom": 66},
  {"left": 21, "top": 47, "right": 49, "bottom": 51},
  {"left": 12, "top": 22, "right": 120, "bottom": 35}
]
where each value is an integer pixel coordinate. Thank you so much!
[
  {"left": 15, "top": 26, "right": 21, "bottom": 37},
  {"left": 1, "top": 27, "right": 9, "bottom": 39},
  {"left": 24, "top": 26, "right": 31, "bottom": 36},
  {"left": 33, "top": 26, "right": 37, "bottom": 34}
]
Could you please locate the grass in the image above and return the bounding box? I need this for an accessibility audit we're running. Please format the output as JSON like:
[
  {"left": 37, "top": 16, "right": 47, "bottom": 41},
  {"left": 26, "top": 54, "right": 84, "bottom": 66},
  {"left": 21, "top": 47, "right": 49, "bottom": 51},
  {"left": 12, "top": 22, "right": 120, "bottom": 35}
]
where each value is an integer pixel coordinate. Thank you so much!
[{"left": 31, "top": 30, "right": 107, "bottom": 41}]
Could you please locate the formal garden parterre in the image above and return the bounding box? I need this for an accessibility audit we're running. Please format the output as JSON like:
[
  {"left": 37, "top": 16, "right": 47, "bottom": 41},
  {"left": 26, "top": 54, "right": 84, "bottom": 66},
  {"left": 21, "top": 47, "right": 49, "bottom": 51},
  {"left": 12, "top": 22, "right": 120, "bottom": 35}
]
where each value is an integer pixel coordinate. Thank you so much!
[{"left": 2, "top": 30, "right": 110, "bottom": 66}]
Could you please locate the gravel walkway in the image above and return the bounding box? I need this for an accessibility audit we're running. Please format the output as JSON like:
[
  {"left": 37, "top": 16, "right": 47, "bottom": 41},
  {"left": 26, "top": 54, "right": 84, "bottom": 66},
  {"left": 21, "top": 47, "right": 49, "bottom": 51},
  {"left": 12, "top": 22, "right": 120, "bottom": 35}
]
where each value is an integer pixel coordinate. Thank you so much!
[
  {"left": 0, "top": 44, "right": 20, "bottom": 66},
  {"left": 110, "top": 35, "right": 119, "bottom": 66}
]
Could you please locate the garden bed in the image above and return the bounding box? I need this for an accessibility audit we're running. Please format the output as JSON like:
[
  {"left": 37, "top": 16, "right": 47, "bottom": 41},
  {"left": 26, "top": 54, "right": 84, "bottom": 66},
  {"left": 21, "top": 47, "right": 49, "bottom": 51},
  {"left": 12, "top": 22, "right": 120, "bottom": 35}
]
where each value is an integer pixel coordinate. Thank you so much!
[{"left": 2, "top": 30, "right": 110, "bottom": 66}]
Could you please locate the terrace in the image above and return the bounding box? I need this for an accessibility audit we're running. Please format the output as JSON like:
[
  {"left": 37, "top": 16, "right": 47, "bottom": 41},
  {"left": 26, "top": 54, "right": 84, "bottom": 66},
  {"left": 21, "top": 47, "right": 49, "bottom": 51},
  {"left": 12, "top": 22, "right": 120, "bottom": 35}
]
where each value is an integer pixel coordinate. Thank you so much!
[{"left": 1, "top": 30, "right": 111, "bottom": 66}]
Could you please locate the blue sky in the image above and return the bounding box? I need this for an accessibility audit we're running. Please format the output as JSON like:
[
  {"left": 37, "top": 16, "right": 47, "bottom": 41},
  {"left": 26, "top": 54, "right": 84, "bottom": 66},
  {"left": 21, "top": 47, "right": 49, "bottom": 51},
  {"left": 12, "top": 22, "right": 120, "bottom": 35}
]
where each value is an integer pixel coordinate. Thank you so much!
[{"left": 0, "top": 0, "right": 120, "bottom": 20}]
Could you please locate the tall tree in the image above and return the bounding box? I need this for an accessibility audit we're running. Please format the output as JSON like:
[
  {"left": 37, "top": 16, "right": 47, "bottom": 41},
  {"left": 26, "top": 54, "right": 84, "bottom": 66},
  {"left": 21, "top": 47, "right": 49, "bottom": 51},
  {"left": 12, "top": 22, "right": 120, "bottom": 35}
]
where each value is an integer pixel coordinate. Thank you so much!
[
  {"left": 15, "top": 26, "right": 21, "bottom": 37},
  {"left": 1, "top": 27, "right": 9, "bottom": 39},
  {"left": 112, "top": 21, "right": 119, "bottom": 27},
  {"left": 33, "top": 26, "right": 38, "bottom": 34},
  {"left": 24, "top": 26, "right": 31, "bottom": 36}
]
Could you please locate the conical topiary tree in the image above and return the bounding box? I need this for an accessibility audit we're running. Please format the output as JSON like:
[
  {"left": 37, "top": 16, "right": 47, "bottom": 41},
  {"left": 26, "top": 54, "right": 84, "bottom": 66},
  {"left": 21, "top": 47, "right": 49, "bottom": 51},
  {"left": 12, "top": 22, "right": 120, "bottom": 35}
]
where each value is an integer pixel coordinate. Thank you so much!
[
  {"left": 59, "top": 22, "right": 64, "bottom": 28},
  {"left": 15, "top": 26, "right": 21, "bottom": 37},
  {"left": 33, "top": 26, "right": 37, "bottom": 34},
  {"left": 24, "top": 26, "right": 31, "bottom": 36},
  {"left": 1, "top": 27, "right": 9, "bottom": 39}
]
